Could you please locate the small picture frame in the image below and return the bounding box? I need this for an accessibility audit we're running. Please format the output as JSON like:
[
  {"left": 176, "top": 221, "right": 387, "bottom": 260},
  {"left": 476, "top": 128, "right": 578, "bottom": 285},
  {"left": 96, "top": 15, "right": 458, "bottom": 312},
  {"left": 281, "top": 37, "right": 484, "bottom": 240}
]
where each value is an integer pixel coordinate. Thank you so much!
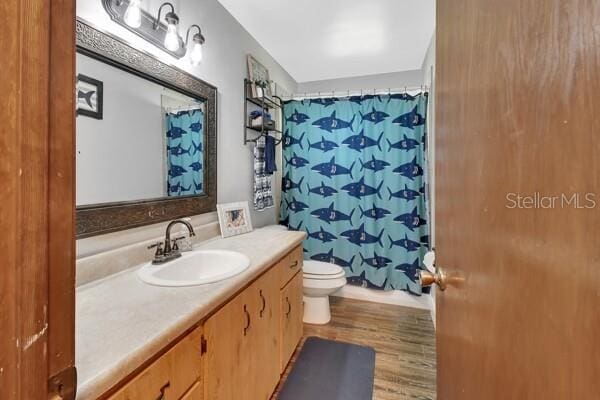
[
  {"left": 76, "top": 74, "right": 103, "bottom": 119},
  {"left": 217, "top": 201, "right": 253, "bottom": 238},
  {"left": 247, "top": 54, "right": 272, "bottom": 98}
]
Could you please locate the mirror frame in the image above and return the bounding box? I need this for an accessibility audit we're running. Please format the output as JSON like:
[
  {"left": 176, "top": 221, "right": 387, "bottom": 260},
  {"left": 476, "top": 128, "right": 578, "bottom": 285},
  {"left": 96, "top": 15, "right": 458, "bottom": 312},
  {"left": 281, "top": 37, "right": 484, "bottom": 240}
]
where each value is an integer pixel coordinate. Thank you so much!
[{"left": 75, "top": 19, "right": 217, "bottom": 238}]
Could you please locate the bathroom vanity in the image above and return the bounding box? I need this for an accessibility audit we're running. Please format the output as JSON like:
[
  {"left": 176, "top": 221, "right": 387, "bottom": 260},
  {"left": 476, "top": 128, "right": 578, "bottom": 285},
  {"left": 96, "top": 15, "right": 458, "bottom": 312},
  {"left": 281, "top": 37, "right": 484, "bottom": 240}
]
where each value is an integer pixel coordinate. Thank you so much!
[
  {"left": 72, "top": 19, "right": 305, "bottom": 400},
  {"left": 76, "top": 228, "right": 306, "bottom": 399}
]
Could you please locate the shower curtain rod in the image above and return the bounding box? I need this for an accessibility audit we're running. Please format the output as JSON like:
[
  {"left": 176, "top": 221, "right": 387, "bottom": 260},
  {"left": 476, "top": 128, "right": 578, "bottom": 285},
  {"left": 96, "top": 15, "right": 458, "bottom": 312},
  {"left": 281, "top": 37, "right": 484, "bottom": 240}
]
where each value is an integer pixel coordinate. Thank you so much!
[{"left": 277, "top": 85, "right": 429, "bottom": 100}]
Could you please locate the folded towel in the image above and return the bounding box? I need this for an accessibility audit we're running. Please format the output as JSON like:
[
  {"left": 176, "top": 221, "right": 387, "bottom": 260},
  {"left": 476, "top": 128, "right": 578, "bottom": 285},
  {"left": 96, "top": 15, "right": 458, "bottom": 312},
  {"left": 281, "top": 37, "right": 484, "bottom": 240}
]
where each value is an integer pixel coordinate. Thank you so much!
[
  {"left": 265, "top": 134, "right": 277, "bottom": 174},
  {"left": 253, "top": 136, "right": 274, "bottom": 211}
]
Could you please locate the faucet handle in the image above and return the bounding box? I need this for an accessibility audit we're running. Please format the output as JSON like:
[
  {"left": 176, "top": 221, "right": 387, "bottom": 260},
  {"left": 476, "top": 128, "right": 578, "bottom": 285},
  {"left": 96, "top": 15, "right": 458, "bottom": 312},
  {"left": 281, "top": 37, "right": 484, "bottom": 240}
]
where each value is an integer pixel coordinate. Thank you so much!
[
  {"left": 148, "top": 241, "right": 164, "bottom": 257},
  {"left": 171, "top": 236, "right": 186, "bottom": 251}
]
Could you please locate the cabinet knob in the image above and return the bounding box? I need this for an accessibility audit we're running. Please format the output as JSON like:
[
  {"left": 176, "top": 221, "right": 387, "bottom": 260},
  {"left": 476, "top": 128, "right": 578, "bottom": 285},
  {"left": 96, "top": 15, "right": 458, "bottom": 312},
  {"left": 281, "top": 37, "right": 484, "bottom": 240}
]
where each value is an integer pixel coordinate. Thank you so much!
[{"left": 290, "top": 260, "right": 299, "bottom": 269}]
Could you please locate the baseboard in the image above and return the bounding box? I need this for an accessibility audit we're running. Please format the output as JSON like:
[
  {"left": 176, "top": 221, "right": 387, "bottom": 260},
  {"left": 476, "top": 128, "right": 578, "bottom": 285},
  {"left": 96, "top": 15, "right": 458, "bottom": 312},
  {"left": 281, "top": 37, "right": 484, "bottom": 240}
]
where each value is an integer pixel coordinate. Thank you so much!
[{"left": 332, "top": 285, "right": 433, "bottom": 310}]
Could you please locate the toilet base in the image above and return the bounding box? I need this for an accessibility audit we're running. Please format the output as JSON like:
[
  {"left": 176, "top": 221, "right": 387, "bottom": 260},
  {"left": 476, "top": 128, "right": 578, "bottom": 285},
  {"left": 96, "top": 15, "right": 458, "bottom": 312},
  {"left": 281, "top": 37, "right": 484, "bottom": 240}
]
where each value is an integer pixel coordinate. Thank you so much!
[{"left": 303, "top": 295, "right": 332, "bottom": 325}]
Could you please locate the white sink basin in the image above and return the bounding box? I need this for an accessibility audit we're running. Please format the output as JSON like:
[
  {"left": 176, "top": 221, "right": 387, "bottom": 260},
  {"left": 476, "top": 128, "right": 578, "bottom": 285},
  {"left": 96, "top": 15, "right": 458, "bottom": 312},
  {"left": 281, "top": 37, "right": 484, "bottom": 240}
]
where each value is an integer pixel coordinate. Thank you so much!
[{"left": 137, "top": 249, "right": 250, "bottom": 287}]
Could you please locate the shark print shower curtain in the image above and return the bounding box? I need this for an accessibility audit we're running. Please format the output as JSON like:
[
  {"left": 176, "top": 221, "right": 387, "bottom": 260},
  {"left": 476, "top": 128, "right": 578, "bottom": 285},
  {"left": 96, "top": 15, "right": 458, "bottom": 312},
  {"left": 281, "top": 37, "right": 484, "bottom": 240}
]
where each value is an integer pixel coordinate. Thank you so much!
[
  {"left": 165, "top": 109, "right": 204, "bottom": 196},
  {"left": 280, "top": 94, "right": 429, "bottom": 294}
]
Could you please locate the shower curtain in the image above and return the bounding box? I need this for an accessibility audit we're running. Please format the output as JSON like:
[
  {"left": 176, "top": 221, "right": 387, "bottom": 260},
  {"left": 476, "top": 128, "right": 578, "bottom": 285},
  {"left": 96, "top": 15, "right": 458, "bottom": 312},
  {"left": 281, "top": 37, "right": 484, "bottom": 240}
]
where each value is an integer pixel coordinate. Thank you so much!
[
  {"left": 165, "top": 109, "right": 204, "bottom": 196},
  {"left": 280, "top": 94, "right": 429, "bottom": 294}
]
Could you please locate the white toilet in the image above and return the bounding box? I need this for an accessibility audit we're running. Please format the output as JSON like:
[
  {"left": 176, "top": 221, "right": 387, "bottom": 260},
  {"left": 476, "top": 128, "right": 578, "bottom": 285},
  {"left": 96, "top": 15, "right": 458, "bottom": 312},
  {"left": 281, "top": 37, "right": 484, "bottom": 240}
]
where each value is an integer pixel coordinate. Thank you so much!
[{"left": 302, "top": 260, "right": 347, "bottom": 324}]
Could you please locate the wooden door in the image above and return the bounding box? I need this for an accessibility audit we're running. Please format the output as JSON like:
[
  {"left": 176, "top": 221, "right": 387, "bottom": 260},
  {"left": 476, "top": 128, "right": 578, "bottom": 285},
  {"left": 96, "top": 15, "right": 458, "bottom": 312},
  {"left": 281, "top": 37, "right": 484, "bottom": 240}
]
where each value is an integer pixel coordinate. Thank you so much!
[
  {"left": 248, "top": 267, "right": 281, "bottom": 399},
  {"left": 204, "top": 290, "right": 252, "bottom": 400},
  {"left": 0, "top": 0, "right": 75, "bottom": 399},
  {"left": 435, "top": 0, "right": 600, "bottom": 398},
  {"left": 279, "top": 272, "right": 303, "bottom": 373}
]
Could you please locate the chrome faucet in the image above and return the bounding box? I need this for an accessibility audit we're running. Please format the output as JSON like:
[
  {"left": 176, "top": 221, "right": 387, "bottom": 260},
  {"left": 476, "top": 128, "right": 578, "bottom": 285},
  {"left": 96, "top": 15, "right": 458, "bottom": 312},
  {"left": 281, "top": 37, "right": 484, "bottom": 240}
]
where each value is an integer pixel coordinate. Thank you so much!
[{"left": 148, "top": 219, "right": 196, "bottom": 264}]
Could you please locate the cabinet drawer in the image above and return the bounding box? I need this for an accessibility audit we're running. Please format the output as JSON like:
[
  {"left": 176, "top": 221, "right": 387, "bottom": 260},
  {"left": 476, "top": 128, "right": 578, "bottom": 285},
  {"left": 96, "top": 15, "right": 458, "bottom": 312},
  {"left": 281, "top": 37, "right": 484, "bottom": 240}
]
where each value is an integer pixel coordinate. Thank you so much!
[
  {"left": 279, "top": 245, "right": 303, "bottom": 289},
  {"left": 181, "top": 381, "right": 202, "bottom": 400},
  {"left": 280, "top": 272, "right": 304, "bottom": 373},
  {"left": 108, "top": 325, "right": 203, "bottom": 400}
]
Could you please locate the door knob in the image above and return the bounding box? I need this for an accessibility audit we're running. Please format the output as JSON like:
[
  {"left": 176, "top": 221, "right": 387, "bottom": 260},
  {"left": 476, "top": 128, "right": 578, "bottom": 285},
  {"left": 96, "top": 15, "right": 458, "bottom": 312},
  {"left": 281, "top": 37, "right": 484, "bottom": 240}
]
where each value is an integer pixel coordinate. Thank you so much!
[{"left": 420, "top": 268, "right": 447, "bottom": 291}]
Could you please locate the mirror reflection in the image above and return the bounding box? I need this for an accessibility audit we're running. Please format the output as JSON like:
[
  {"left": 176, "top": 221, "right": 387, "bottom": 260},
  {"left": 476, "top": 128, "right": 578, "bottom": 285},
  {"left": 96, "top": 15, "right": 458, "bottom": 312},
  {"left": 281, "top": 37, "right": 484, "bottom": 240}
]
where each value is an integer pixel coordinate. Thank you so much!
[{"left": 76, "top": 52, "right": 206, "bottom": 206}]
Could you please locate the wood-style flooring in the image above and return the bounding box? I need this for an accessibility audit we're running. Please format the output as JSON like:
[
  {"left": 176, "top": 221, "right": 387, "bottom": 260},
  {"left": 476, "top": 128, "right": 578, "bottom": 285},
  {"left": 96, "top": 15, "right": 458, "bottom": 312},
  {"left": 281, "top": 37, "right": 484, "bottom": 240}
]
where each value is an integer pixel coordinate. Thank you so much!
[{"left": 273, "top": 297, "right": 436, "bottom": 400}]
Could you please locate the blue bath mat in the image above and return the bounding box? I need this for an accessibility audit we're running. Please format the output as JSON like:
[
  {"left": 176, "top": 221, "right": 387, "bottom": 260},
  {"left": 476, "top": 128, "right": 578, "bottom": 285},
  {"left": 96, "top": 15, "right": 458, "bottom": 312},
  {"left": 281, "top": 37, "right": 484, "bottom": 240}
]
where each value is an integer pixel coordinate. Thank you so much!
[{"left": 278, "top": 336, "right": 376, "bottom": 400}]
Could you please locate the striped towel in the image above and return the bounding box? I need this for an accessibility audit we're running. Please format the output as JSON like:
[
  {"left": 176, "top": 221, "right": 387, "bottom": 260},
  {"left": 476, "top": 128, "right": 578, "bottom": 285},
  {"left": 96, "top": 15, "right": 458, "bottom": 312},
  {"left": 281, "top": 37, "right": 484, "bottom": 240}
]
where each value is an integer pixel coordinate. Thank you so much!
[{"left": 253, "top": 136, "right": 274, "bottom": 211}]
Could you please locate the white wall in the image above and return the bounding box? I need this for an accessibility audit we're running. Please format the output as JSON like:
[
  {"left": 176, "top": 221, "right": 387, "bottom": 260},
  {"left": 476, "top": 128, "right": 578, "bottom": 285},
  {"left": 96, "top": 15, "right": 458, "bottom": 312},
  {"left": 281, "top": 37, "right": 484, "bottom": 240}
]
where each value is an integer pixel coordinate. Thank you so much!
[
  {"left": 296, "top": 69, "right": 424, "bottom": 94},
  {"left": 76, "top": 0, "right": 298, "bottom": 253},
  {"left": 76, "top": 53, "right": 166, "bottom": 205}
]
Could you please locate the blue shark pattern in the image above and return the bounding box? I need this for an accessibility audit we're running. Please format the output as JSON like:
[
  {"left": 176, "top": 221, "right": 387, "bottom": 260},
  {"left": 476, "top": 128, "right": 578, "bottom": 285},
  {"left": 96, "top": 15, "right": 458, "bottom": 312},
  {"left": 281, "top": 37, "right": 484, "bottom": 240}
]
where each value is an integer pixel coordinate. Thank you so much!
[
  {"left": 341, "top": 223, "right": 384, "bottom": 246},
  {"left": 168, "top": 144, "right": 191, "bottom": 156},
  {"left": 285, "top": 198, "right": 309, "bottom": 213},
  {"left": 166, "top": 109, "right": 204, "bottom": 196},
  {"left": 192, "top": 140, "right": 202, "bottom": 155},
  {"left": 282, "top": 129, "right": 305, "bottom": 149},
  {"left": 188, "top": 161, "right": 202, "bottom": 172},
  {"left": 387, "top": 134, "right": 419, "bottom": 151},
  {"left": 166, "top": 125, "right": 187, "bottom": 139},
  {"left": 341, "top": 177, "right": 384, "bottom": 199},
  {"left": 342, "top": 130, "right": 384, "bottom": 152},
  {"left": 168, "top": 164, "right": 187, "bottom": 178},
  {"left": 312, "top": 111, "right": 356, "bottom": 133},
  {"left": 307, "top": 181, "right": 338, "bottom": 198},
  {"left": 392, "top": 105, "right": 426, "bottom": 129},
  {"left": 360, "top": 107, "right": 390, "bottom": 124},
  {"left": 281, "top": 94, "right": 429, "bottom": 293},
  {"left": 311, "top": 156, "right": 355, "bottom": 179},
  {"left": 360, "top": 252, "right": 392, "bottom": 269},
  {"left": 393, "top": 156, "right": 424, "bottom": 180},
  {"left": 393, "top": 206, "right": 427, "bottom": 231},
  {"left": 360, "top": 155, "right": 390, "bottom": 172},
  {"left": 388, "top": 93, "right": 415, "bottom": 102},
  {"left": 310, "top": 249, "right": 355, "bottom": 268},
  {"left": 359, "top": 204, "right": 391, "bottom": 220},
  {"left": 307, "top": 226, "right": 337, "bottom": 243},
  {"left": 308, "top": 136, "right": 338, "bottom": 153},
  {"left": 286, "top": 109, "right": 310, "bottom": 125},
  {"left": 189, "top": 121, "right": 202, "bottom": 133},
  {"left": 309, "top": 98, "right": 337, "bottom": 107},
  {"left": 285, "top": 152, "right": 310, "bottom": 168},
  {"left": 394, "top": 258, "right": 421, "bottom": 283},
  {"left": 281, "top": 172, "right": 304, "bottom": 193},
  {"left": 388, "top": 184, "right": 420, "bottom": 201},
  {"left": 311, "top": 202, "right": 354, "bottom": 224},
  {"left": 388, "top": 234, "right": 421, "bottom": 252}
]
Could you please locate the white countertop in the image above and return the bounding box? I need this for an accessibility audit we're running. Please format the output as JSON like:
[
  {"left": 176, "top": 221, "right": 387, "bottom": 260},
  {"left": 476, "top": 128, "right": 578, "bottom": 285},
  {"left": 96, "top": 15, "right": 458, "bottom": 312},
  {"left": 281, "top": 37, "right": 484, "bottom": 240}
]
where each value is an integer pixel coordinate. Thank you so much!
[{"left": 76, "top": 227, "right": 305, "bottom": 399}]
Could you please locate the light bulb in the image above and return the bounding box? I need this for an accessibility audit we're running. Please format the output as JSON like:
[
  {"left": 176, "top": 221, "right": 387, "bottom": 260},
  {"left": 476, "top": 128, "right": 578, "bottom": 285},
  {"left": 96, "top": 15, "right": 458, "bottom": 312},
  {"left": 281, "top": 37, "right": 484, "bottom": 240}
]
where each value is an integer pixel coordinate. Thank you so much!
[
  {"left": 190, "top": 41, "right": 203, "bottom": 66},
  {"left": 164, "top": 23, "right": 180, "bottom": 51},
  {"left": 123, "top": 0, "right": 142, "bottom": 28}
]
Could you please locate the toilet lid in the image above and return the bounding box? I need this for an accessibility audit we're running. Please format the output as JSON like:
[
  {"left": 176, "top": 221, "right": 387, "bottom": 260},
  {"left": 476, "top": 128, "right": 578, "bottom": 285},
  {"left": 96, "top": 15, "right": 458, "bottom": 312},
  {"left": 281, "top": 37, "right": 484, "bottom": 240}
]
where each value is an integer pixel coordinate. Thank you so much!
[{"left": 303, "top": 260, "right": 344, "bottom": 276}]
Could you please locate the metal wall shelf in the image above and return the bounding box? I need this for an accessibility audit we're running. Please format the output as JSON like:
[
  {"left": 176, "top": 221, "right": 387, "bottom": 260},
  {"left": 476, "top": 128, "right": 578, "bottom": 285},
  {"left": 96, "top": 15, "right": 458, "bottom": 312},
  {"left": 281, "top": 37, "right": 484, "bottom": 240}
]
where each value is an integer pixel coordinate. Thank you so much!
[{"left": 244, "top": 79, "right": 283, "bottom": 145}]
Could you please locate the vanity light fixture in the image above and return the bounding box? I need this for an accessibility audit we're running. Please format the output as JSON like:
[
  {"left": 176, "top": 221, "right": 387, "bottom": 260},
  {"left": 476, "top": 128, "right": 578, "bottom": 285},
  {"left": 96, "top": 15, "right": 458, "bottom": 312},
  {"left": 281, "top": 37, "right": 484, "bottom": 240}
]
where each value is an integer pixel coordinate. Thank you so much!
[
  {"left": 185, "top": 25, "right": 205, "bottom": 66},
  {"left": 123, "top": 0, "right": 142, "bottom": 28},
  {"left": 102, "top": 0, "right": 186, "bottom": 58},
  {"left": 155, "top": 2, "right": 181, "bottom": 52}
]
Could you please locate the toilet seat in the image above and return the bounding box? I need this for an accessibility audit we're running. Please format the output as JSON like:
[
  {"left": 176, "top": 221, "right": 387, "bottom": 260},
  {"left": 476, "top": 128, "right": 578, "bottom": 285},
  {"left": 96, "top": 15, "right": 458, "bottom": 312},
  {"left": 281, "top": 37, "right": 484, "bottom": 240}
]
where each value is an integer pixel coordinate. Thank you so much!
[{"left": 303, "top": 260, "right": 345, "bottom": 280}]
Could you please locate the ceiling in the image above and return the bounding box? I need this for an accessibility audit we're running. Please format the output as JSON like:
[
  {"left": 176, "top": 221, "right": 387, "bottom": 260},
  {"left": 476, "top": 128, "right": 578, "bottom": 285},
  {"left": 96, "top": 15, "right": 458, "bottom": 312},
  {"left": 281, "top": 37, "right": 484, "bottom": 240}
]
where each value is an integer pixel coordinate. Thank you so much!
[{"left": 218, "top": 0, "right": 435, "bottom": 83}]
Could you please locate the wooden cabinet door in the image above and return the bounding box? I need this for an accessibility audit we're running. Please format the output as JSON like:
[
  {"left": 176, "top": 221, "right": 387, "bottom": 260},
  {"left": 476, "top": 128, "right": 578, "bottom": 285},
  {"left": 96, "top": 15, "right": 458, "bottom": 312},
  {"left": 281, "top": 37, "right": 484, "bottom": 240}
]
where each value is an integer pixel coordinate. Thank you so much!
[
  {"left": 203, "top": 290, "right": 253, "bottom": 400},
  {"left": 109, "top": 326, "right": 203, "bottom": 400},
  {"left": 279, "top": 272, "right": 303, "bottom": 373},
  {"left": 248, "top": 266, "right": 281, "bottom": 399}
]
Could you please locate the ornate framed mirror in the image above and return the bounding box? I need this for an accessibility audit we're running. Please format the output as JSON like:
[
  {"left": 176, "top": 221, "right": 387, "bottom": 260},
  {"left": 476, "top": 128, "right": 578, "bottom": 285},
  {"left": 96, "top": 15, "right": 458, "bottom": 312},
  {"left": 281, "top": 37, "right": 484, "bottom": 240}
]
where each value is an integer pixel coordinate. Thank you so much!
[{"left": 75, "top": 19, "right": 217, "bottom": 238}]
